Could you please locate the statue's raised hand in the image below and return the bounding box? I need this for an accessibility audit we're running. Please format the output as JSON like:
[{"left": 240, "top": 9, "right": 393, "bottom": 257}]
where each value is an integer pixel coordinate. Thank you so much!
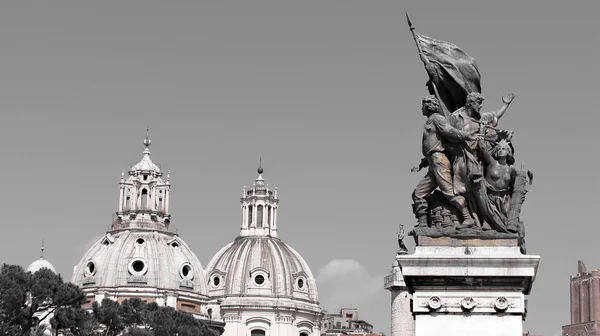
[
  {"left": 502, "top": 93, "right": 516, "bottom": 105},
  {"left": 411, "top": 165, "right": 420, "bottom": 173}
]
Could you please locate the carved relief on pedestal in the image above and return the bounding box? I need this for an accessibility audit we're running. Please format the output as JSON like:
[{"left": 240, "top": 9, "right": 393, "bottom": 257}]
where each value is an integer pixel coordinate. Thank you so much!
[{"left": 414, "top": 292, "right": 522, "bottom": 314}]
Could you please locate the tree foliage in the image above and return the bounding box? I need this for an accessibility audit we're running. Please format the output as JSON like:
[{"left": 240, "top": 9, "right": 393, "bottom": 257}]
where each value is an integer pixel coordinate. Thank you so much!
[
  {"left": 0, "top": 264, "right": 219, "bottom": 336},
  {"left": 0, "top": 263, "right": 86, "bottom": 336}
]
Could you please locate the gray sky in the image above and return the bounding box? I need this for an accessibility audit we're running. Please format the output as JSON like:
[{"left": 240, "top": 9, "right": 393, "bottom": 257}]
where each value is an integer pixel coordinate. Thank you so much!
[{"left": 0, "top": 1, "right": 597, "bottom": 335}]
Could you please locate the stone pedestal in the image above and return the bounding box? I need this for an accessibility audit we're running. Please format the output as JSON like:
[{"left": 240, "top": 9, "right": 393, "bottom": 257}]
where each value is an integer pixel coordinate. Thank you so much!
[{"left": 397, "top": 236, "right": 540, "bottom": 336}]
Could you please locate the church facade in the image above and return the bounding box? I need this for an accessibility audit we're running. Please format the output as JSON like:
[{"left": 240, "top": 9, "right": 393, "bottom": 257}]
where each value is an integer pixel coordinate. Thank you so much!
[{"left": 67, "top": 134, "right": 323, "bottom": 336}]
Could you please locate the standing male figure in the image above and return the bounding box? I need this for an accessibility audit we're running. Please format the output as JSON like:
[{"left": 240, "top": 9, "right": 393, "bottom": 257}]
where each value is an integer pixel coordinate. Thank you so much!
[
  {"left": 449, "top": 92, "right": 515, "bottom": 200},
  {"left": 412, "top": 96, "right": 478, "bottom": 229}
]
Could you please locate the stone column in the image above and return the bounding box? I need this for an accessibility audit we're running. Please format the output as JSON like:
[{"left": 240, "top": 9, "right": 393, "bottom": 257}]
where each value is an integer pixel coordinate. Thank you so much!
[
  {"left": 391, "top": 289, "right": 414, "bottom": 336},
  {"left": 581, "top": 279, "right": 590, "bottom": 323},
  {"left": 571, "top": 280, "right": 581, "bottom": 324},
  {"left": 592, "top": 276, "right": 600, "bottom": 321},
  {"left": 118, "top": 187, "right": 124, "bottom": 212},
  {"left": 385, "top": 262, "right": 414, "bottom": 336}
]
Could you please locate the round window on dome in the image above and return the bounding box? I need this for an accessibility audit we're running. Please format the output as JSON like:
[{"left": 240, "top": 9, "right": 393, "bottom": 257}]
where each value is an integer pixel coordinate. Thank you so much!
[
  {"left": 297, "top": 278, "right": 304, "bottom": 289},
  {"left": 213, "top": 276, "right": 221, "bottom": 287},
  {"left": 254, "top": 274, "right": 265, "bottom": 286},
  {"left": 132, "top": 261, "right": 144, "bottom": 272},
  {"left": 85, "top": 261, "right": 96, "bottom": 276},
  {"left": 128, "top": 258, "right": 148, "bottom": 276},
  {"left": 136, "top": 238, "right": 145, "bottom": 245},
  {"left": 180, "top": 263, "right": 194, "bottom": 280}
]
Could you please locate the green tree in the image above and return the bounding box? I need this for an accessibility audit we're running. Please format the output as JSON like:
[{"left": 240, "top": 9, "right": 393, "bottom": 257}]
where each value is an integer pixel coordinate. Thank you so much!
[
  {"left": 92, "top": 298, "right": 124, "bottom": 336},
  {"left": 0, "top": 264, "right": 86, "bottom": 336},
  {"left": 51, "top": 306, "right": 95, "bottom": 336},
  {"left": 148, "top": 306, "right": 217, "bottom": 336}
]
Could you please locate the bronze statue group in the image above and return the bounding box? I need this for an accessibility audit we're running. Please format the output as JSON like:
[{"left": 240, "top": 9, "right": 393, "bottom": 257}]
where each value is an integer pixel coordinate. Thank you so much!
[{"left": 406, "top": 15, "right": 531, "bottom": 252}]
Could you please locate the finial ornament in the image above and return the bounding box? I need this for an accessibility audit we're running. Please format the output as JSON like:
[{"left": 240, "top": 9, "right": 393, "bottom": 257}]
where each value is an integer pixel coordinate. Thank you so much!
[
  {"left": 143, "top": 127, "right": 151, "bottom": 147},
  {"left": 243, "top": 186, "right": 246, "bottom": 197},
  {"left": 257, "top": 157, "right": 263, "bottom": 175},
  {"left": 41, "top": 239, "right": 45, "bottom": 259}
]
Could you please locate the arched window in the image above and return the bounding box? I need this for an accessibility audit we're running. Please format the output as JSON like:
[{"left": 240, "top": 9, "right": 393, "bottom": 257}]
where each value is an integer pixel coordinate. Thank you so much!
[
  {"left": 300, "top": 333, "right": 309, "bottom": 336},
  {"left": 141, "top": 189, "right": 148, "bottom": 210},
  {"left": 248, "top": 206, "right": 253, "bottom": 225},
  {"left": 257, "top": 205, "right": 263, "bottom": 228},
  {"left": 267, "top": 206, "right": 272, "bottom": 226},
  {"left": 251, "top": 330, "right": 266, "bottom": 336}
]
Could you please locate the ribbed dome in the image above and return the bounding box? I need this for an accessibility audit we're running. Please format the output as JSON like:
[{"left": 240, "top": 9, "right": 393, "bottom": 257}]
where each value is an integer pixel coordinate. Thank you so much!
[
  {"left": 27, "top": 258, "right": 56, "bottom": 274},
  {"left": 131, "top": 148, "right": 161, "bottom": 172},
  {"left": 72, "top": 230, "right": 207, "bottom": 296},
  {"left": 205, "top": 236, "right": 318, "bottom": 302}
]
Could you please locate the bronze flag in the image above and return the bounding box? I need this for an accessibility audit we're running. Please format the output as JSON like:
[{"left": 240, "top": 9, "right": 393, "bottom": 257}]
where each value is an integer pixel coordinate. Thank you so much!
[{"left": 416, "top": 33, "right": 482, "bottom": 113}]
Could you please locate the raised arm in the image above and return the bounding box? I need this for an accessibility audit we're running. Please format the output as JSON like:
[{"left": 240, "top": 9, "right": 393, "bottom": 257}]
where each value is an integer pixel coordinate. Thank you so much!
[
  {"left": 490, "top": 93, "right": 516, "bottom": 121},
  {"left": 477, "top": 139, "right": 494, "bottom": 166}
]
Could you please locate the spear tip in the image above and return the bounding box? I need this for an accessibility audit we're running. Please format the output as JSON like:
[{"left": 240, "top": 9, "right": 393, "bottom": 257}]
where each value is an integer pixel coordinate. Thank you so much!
[{"left": 405, "top": 12, "right": 414, "bottom": 29}]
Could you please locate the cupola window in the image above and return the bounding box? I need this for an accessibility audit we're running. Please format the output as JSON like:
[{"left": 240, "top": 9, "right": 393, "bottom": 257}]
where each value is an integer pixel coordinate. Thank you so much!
[
  {"left": 143, "top": 174, "right": 148, "bottom": 181},
  {"left": 213, "top": 276, "right": 220, "bottom": 287},
  {"left": 257, "top": 205, "right": 263, "bottom": 228},
  {"left": 248, "top": 206, "right": 253, "bottom": 225},
  {"left": 180, "top": 263, "right": 194, "bottom": 280},
  {"left": 132, "top": 261, "right": 144, "bottom": 272},
  {"left": 85, "top": 261, "right": 96, "bottom": 276},
  {"left": 141, "top": 189, "right": 148, "bottom": 210},
  {"left": 128, "top": 258, "right": 148, "bottom": 276},
  {"left": 254, "top": 274, "right": 265, "bottom": 285},
  {"left": 136, "top": 238, "right": 145, "bottom": 245},
  {"left": 297, "top": 278, "right": 304, "bottom": 289}
]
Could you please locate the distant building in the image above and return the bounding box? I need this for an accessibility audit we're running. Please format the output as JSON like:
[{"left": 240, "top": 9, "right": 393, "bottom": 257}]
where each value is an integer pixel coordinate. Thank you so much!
[
  {"left": 321, "top": 308, "right": 381, "bottom": 336},
  {"left": 562, "top": 260, "right": 600, "bottom": 336},
  {"left": 26, "top": 244, "right": 57, "bottom": 336}
]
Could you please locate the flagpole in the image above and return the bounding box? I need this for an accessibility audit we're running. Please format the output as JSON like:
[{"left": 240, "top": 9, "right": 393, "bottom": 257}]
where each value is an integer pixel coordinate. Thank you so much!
[{"left": 405, "top": 13, "right": 452, "bottom": 119}]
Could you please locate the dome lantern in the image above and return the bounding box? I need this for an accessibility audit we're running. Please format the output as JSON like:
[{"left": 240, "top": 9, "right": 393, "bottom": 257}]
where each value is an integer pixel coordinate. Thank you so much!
[
  {"left": 240, "top": 163, "right": 279, "bottom": 238},
  {"left": 115, "top": 129, "right": 171, "bottom": 232}
]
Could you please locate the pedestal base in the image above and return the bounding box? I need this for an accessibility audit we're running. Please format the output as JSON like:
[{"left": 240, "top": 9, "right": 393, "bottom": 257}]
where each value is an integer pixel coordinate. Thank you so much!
[
  {"left": 397, "top": 237, "right": 540, "bottom": 336},
  {"left": 416, "top": 314, "right": 522, "bottom": 336}
]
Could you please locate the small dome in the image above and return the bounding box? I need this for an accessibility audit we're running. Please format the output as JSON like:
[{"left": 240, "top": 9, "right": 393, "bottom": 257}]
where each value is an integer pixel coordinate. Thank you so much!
[
  {"left": 27, "top": 258, "right": 56, "bottom": 274},
  {"left": 205, "top": 236, "right": 319, "bottom": 302},
  {"left": 72, "top": 230, "right": 207, "bottom": 295},
  {"left": 131, "top": 148, "right": 161, "bottom": 172}
]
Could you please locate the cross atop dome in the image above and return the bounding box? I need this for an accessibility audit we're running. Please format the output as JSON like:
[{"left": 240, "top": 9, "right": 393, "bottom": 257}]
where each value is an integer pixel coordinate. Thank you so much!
[{"left": 240, "top": 162, "right": 279, "bottom": 237}]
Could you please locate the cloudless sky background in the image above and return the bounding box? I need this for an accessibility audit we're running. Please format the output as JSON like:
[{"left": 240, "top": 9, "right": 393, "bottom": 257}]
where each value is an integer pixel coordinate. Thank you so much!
[{"left": 0, "top": 1, "right": 598, "bottom": 335}]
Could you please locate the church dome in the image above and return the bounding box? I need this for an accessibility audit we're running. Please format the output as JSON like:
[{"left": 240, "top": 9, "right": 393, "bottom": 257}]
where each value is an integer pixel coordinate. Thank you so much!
[
  {"left": 27, "top": 244, "right": 56, "bottom": 274},
  {"left": 72, "top": 230, "right": 208, "bottom": 295},
  {"left": 70, "top": 134, "right": 222, "bottom": 329},
  {"left": 205, "top": 167, "right": 320, "bottom": 306},
  {"left": 205, "top": 236, "right": 318, "bottom": 302},
  {"left": 27, "top": 258, "right": 56, "bottom": 274}
]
